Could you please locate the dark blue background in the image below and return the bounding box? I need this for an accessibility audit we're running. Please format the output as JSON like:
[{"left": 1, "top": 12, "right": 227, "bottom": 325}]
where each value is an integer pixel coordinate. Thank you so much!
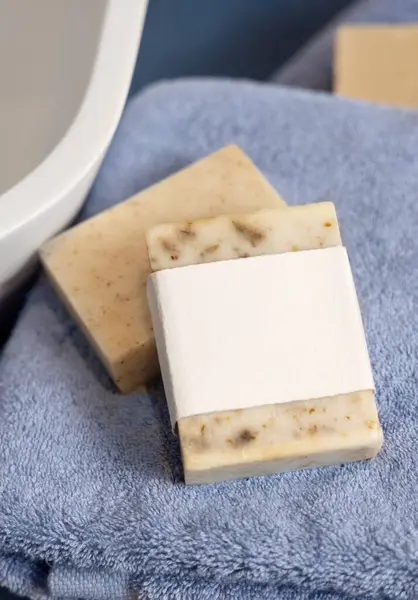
[{"left": 130, "top": 0, "right": 350, "bottom": 93}]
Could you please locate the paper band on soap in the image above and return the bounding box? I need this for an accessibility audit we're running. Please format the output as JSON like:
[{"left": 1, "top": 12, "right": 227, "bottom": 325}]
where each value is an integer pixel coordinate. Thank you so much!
[{"left": 148, "top": 248, "right": 375, "bottom": 428}]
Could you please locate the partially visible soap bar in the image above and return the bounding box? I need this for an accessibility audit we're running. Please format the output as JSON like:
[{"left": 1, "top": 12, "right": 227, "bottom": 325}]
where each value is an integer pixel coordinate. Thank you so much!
[
  {"left": 40, "top": 145, "right": 285, "bottom": 392},
  {"left": 146, "top": 202, "right": 341, "bottom": 272},
  {"left": 146, "top": 203, "right": 383, "bottom": 484},
  {"left": 335, "top": 25, "right": 418, "bottom": 108}
]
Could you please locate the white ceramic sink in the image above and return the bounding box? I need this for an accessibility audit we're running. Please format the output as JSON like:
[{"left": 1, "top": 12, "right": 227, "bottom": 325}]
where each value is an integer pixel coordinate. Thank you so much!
[{"left": 0, "top": 0, "right": 148, "bottom": 306}]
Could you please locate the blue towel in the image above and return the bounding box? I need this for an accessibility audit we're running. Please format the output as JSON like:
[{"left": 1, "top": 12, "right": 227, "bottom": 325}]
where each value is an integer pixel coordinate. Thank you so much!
[
  {"left": 1, "top": 77, "right": 418, "bottom": 600},
  {"left": 273, "top": 0, "right": 418, "bottom": 90}
]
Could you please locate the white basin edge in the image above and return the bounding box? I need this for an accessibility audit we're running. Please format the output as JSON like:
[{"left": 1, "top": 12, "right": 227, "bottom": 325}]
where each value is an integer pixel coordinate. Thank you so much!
[{"left": 0, "top": 0, "right": 148, "bottom": 287}]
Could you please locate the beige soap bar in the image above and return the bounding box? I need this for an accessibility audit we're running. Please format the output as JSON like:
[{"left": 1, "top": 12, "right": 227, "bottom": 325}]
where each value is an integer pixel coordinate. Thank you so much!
[
  {"left": 146, "top": 203, "right": 382, "bottom": 484},
  {"left": 146, "top": 202, "right": 341, "bottom": 271},
  {"left": 335, "top": 25, "right": 418, "bottom": 107},
  {"left": 40, "top": 145, "right": 285, "bottom": 392}
]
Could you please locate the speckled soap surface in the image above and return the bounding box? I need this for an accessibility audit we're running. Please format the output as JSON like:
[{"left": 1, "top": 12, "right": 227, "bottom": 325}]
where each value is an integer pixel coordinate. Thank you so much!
[
  {"left": 40, "top": 145, "right": 285, "bottom": 392},
  {"left": 146, "top": 202, "right": 341, "bottom": 271},
  {"left": 179, "top": 392, "right": 381, "bottom": 484},
  {"left": 146, "top": 203, "right": 383, "bottom": 484}
]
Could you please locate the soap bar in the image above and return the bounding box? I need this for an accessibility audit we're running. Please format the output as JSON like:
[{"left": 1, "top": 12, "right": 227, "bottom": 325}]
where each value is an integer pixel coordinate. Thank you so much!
[
  {"left": 335, "top": 25, "right": 418, "bottom": 108},
  {"left": 40, "top": 145, "right": 285, "bottom": 392},
  {"left": 146, "top": 202, "right": 341, "bottom": 271},
  {"left": 146, "top": 204, "right": 383, "bottom": 484}
]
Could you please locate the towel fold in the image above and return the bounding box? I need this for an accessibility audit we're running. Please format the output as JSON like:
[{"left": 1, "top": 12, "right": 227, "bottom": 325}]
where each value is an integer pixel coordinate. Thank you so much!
[{"left": 1, "top": 76, "right": 418, "bottom": 600}]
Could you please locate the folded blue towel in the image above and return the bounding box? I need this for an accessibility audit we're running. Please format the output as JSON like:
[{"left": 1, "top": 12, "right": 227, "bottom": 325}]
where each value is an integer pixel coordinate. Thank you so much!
[
  {"left": 273, "top": 0, "right": 418, "bottom": 90},
  {"left": 1, "top": 76, "right": 418, "bottom": 600}
]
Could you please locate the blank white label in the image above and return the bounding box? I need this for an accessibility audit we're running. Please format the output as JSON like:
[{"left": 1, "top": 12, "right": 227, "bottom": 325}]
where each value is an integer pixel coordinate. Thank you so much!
[{"left": 147, "top": 248, "right": 374, "bottom": 426}]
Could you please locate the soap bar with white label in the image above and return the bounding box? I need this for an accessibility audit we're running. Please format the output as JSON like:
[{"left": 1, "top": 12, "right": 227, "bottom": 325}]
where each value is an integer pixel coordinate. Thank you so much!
[
  {"left": 146, "top": 202, "right": 341, "bottom": 271},
  {"left": 146, "top": 204, "right": 383, "bottom": 484},
  {"left": 40, "top": 145, "right": 285, "bottom": 392}
]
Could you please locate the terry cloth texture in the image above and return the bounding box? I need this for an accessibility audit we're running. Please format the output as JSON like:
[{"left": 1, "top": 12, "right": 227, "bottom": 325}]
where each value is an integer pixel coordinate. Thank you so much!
[
  {"left": 273, "top": 0, "right": 418, "bottom": 91},
  {"left": 1, "top": 78, "right": 418, "bottom": 600}
]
